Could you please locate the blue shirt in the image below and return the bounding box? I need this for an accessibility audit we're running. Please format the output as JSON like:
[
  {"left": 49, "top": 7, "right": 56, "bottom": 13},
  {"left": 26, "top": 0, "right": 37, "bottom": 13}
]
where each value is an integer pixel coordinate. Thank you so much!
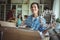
[{"left": 25, "top": 15, "right": 46, "bottom": 31}]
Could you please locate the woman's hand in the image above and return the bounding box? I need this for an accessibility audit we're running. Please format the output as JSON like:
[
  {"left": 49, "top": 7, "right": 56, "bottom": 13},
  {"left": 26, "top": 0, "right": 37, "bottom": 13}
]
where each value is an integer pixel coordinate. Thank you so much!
[{"left": 43, "top": 30, "right": 48, "bottom": 34}]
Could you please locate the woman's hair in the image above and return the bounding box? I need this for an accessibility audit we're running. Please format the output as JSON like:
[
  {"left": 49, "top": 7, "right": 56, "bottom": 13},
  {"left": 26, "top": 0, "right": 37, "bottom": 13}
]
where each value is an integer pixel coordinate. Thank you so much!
[
  {"left": 17, "top": 14, "right": 21, "bottom": 18},
  {"left": 17, "top": 14, "right": 22, "bottom": 20},
  {"left": 31, "top": 2, "right": 40, "bottom": 16},
  {"left": 24, "top": 15, "right": 28, "bottom": 19},
  {"left": 31, "top": 2, "right": 39, "bottom": 9}
]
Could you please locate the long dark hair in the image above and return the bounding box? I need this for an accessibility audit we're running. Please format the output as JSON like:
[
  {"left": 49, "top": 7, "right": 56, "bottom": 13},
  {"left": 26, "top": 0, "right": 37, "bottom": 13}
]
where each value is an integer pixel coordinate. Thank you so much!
[
  {"left": 31, "top": 2, "right": 39, "bottom": 9},
  {"left": 31, "top": 2, "right": 39, "bottom": 16},
  {"left": 17, "top": 14, "right": 22, "bottom": 21}
]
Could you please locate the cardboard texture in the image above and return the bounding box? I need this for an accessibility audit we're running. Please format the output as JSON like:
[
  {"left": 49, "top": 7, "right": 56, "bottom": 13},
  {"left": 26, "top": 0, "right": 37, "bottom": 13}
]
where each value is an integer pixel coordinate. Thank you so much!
[{"left": 0, "top": 27, "right": 41, "bottom": 40}]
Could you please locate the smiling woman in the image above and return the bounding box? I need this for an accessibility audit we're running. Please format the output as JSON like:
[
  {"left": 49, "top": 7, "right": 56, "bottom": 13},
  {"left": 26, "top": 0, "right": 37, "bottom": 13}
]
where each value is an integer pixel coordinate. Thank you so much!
[
  {"left": 24, "top": 2, "right": 48, "bottom": 40},
  {"left": 25, "top": 2, "right": 46, "bottom": 31}
]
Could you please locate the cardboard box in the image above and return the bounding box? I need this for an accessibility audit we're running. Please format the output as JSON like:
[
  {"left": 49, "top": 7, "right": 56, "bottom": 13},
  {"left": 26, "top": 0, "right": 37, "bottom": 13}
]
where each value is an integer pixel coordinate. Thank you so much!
[{"left": 0, "top": 27, "right": 41, "bottom": 40}]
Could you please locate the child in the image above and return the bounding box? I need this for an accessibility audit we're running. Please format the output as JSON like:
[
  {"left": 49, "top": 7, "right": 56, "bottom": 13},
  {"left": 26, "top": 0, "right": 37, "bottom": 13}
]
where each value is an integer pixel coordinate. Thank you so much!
[{"left": 16, "top": 14, "right": 22, "bottom": 27}]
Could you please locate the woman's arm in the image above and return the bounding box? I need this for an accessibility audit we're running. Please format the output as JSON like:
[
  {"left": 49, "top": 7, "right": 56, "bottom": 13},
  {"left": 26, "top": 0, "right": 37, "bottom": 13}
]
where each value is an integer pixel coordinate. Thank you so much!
[
  {"left": 40, "top": 16, "right": 46, "bottom": 27},
  {"left": 24, "top": 16, "right": 32, "bottom": 27}
]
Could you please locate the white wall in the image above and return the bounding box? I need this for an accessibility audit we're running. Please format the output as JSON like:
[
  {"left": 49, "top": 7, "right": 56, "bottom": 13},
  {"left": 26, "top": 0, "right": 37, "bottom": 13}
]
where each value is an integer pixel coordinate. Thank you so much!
[
  {"left": 11, "top": 0, "right": 22, "bottom": 3},
  {"left": 22, "top": 4, "right": 29, "bottom": 20},
  {"left": 53, "top": 0, "right": 59, "bottom": 19}
]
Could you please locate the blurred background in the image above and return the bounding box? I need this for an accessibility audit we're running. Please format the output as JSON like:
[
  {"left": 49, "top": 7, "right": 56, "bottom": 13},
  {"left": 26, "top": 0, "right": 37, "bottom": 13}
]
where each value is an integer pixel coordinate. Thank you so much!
[{"left": 0, "top": 0, "right": 60, "bottom": 21}]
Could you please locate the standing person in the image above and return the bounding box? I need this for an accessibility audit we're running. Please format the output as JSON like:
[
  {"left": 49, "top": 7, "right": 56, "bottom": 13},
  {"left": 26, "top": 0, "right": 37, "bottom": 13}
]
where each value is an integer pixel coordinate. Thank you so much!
[{"left": 6, "top": 8, "right": 16, "bottom": 22}]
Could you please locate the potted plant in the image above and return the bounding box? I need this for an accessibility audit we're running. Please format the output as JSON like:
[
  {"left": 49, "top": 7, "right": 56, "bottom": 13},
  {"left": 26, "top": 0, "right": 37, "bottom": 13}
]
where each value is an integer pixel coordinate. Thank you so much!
[
  {"left": 56, "top": 18, "right": 60, "bottom": 23},
  {"left": 56, "top": 18, "right": 60, "bottom": 30}
]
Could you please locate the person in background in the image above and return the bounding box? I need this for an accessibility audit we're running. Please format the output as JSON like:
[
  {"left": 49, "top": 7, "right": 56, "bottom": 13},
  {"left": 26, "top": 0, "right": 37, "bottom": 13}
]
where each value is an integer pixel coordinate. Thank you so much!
[
  {"left": 22, "top": 15, "right": 28, "bottom": 25},
  {"left": 16, "top": 14, "right": 22, "bottom": 27},
  {"left": 43, "top": 7, "right": 59, "bottom": 40},
  {"left": 24, "top": 15, "right": 28, "bottom": 21},
  {"left": 6, "top": 8, "right": 16, "bottom": 22}
]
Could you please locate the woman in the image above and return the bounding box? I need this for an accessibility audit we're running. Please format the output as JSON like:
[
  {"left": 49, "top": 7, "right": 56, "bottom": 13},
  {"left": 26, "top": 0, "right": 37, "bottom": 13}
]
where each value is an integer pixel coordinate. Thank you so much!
[
  {"left": 24, "top": 2, "right": 49, "bottom": 40},
  {"left": 25, "top": 2, "right": 46, "bottom": 31}
]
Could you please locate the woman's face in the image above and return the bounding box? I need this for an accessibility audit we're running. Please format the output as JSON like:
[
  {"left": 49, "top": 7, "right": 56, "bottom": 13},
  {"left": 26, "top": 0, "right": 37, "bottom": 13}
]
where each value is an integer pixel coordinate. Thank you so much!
[
  {"left": 31, "top": 4, "right": 39, "bottom": 14},
  {"left": 19, "top": 15, "right": 21, "bottom": 18}
]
